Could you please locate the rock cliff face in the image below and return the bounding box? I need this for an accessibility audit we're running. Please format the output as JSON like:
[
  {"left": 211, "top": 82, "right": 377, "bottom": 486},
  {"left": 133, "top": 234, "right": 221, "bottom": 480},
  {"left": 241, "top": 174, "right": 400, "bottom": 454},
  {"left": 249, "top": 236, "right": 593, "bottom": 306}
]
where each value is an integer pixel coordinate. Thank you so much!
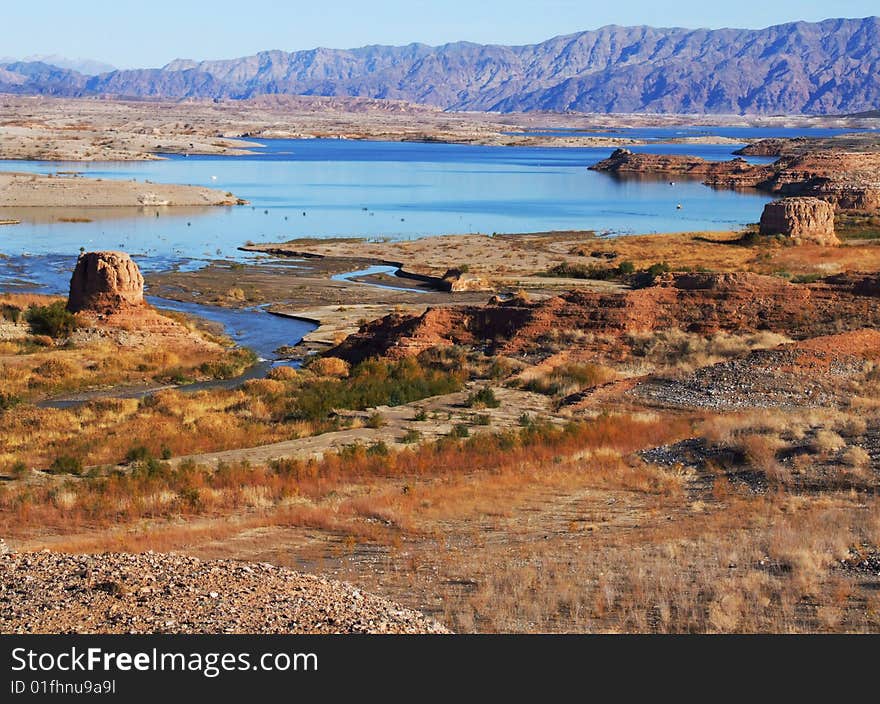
[
  {"left": 67, "top": 251, "right": 144, "bottom": 313},
  {"left": 759, "top": 197, "right": 839, "bottom": 245},
  {"left": 330, "top": 272, "right": 880, "bottom": 363}
]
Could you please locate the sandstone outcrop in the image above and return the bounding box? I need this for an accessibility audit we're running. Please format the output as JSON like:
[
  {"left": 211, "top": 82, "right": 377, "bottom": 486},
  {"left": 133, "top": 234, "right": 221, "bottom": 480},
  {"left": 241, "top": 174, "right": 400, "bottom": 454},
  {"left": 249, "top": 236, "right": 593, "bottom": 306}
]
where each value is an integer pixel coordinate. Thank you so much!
[
  {"left": 759, "top": 197, "right": 839, "bottom": 245},
  {"left": 589, "top": 148, "right": 762, "bottom": 184},
  {"left": 591, "top": 148, "right": 880, "bottom": 213},
  {"left": 330, "top": 272, "right": 880, "bottom": 363},
  {"left": 67, "top": 251, "right": 144, "bottom": 313}
]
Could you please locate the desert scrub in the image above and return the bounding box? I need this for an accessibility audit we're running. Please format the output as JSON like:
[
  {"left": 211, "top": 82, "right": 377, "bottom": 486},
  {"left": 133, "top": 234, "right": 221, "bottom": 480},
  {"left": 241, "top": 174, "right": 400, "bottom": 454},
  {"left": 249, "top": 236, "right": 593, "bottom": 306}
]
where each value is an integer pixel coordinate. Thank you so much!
[
  {"left": 286, "top": 356, "right": 465, "bottom": 421},
  {"left": 366, "top": 412, "right": 386, "bottom": 429},
  {"left": 48, "top": 455, "right": 83, "bottom": 476},
  {"left": 540, "top": 260, "right": 668, "bottom": 286},
  {"left": 519, "top": 363, "right": 616, "bottom": 397},
  {"left": 401, "top": 429, "right": 422, "bottom": 444},
  {"left": 26, "top": 301, "right": 78, "bottom": 338},
  {"left": 0, "top": 393, "right": 21, "bottom": 412},
  {"left": 466, "top": 387, "right": 500, "bottom": 409},
  {"left": 1, "top": 303, "right": 23, "bottom": 323},
  {"left": 0, "top": 412, "right": 686, "bottom": 534},
  {"left": 199, "top": 347, "right": 258, "bottom": 380}
]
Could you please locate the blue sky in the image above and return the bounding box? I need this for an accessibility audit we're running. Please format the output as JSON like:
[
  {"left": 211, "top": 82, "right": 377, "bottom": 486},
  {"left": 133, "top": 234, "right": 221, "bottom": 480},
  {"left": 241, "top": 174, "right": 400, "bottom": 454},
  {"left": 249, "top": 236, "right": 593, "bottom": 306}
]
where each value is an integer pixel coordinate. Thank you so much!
[{"left": 6, "top": 0, "right": 879, "bottom": 68}]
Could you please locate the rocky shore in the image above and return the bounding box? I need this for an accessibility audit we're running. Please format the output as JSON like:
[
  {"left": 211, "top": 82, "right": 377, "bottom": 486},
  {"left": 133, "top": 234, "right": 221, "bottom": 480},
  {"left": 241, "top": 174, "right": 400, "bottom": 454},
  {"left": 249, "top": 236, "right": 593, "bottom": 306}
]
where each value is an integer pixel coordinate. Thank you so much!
[{"left": 590, "top": 147, "right": 880, "bottom": 212}]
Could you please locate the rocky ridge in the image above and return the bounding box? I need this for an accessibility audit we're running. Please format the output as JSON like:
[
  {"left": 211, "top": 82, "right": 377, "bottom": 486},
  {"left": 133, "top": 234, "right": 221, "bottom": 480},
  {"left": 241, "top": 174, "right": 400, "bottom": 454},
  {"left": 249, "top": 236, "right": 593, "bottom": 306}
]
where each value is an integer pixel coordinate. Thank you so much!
[
  {"left": 2, "top": 18, "right": 880, "bottom": 114},
  {"left": 329, "top": 272, "right": 880, "bottom": 363}
]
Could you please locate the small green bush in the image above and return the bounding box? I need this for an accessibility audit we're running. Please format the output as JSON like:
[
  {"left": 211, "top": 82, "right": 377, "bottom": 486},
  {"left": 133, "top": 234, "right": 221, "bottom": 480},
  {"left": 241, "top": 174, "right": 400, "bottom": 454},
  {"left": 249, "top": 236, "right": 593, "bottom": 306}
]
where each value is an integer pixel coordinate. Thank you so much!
[
  {"left": 401, "top": 429, "right": 422, "bottom": 444},
  {"left": 26, "top": 301, "right": 78, "bottom": 338},
  {"left": 466, "top": 387, "right": 500, "bottom": 409},
  {"left": 125, "top": 445, "right": 152, "bottom": 464},
  {"left": 366, "top": 412, "right": 386, "bottom": 429},
  {"left": 49, "top": 455, "right": 83, "bottom": 475},
  {"left": 0, "top": 393, "right": 21, "bottom": 412},
  {"left": 367, "top": 441, "right": 389, "bottom": 456}
]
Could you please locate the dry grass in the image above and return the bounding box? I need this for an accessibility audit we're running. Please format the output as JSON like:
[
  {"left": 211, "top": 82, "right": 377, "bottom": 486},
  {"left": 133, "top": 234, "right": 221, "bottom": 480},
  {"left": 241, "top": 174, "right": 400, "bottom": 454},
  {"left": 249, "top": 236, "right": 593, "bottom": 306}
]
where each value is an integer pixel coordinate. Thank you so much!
[
  {"left": 0, "top": 353, "right": 467, "bottom": 471},
  {"left": 0, "top": 414, "right": 686, "bottom": 535},
  {"left": 12, "top": 409, "right": 878, "bottom": 633},
  {"left": 626, "top": 328, "right": 791, "bottom": 373},
  {"left": 575, "top": 231, "right": 880, "bottom": 278}
]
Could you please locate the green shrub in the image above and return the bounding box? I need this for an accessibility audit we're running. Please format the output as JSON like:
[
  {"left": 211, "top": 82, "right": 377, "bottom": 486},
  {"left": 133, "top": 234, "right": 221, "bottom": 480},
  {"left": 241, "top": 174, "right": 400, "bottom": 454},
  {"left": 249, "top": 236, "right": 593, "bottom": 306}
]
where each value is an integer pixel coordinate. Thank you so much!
[
  {"left": 450, "top": 424, "right": 470, "bottom": 438},
  {"left": 286, "top": 356, "right": 464, "bottom": 422},
  {"left": 199, "top": 348, "right": 258, "bottom": 380},
  {"left": 49, "top": 455, "right": 83, "bottom": 475},
  {"left": 1, "top": 304, "right": 22, "bottom": 323},
  {"left": 367, "top": 441, "right": 389, "bottom": 456},
  {"left": 125, "top": 445, "right": 152, "bottom": 464},
  {"left": 466, "top": 387, "right": 500, "bottom": 409},
  {"left": 0, "top": 393, "right": 21, "bottom": 412},
  {"left": 474, "top": 414, "right": 491, "bottom": 426},
  {"left": 26, "top": 301, "right": 78, "bottom": 338},
  {"left": 366, "top": 412, "right": 386, "bottom": 429},
  {"left": 401, "top": 429, "right": 422, "bottom": 444}
]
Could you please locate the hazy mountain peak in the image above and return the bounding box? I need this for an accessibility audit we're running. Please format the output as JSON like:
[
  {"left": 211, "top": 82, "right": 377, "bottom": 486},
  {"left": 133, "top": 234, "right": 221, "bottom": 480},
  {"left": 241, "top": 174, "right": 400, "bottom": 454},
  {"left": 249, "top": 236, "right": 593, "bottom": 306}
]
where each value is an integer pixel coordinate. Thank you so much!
[{"left": 21, "top": 55, "right": 115, "bottom": 75}]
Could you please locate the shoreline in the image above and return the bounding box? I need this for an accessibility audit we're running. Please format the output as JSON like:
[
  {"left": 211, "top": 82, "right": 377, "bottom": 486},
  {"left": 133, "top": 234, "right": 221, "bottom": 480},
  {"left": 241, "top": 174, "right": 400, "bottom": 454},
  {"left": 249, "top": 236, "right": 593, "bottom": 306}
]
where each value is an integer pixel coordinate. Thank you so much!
[
  {"left": 0, "top": 171, "right": 246, "bottom": 208},
  {"left": 1, "top": 95, "right": 877, "bottom": 163}
]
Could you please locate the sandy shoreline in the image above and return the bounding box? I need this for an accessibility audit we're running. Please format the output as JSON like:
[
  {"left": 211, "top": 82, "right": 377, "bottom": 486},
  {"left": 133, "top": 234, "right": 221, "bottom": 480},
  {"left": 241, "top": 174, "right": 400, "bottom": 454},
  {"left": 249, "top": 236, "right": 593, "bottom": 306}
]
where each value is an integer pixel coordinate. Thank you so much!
[{"left": 0, "top": 171, "right": 245, "bottom": 207}]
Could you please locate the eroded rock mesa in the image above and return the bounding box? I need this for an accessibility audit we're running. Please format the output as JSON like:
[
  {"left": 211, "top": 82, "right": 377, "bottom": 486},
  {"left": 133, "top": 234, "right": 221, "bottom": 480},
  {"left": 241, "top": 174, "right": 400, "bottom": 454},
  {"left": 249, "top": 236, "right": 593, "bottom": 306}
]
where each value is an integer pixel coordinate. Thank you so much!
[
  {"left": 67, "top": 251, "right": 145, "bottom": 313},
  {"left": 759, "top": 197, "right": 839, "bottom": 245}
]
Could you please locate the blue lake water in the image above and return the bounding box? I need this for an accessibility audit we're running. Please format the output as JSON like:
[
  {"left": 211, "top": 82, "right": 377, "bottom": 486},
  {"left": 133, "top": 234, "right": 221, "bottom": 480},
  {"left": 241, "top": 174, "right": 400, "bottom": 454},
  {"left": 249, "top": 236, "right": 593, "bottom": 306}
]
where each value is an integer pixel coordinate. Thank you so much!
[{"left": 0, "top": 138, "right": 775, "bottom": 275}]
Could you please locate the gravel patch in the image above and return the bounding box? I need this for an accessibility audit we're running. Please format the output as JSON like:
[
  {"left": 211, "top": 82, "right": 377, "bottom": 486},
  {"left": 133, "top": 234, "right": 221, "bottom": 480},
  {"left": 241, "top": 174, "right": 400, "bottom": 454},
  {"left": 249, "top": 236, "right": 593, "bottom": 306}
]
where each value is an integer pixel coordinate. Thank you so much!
[{"left": 0, "top": 551, "right": 450, "bottom": 634}]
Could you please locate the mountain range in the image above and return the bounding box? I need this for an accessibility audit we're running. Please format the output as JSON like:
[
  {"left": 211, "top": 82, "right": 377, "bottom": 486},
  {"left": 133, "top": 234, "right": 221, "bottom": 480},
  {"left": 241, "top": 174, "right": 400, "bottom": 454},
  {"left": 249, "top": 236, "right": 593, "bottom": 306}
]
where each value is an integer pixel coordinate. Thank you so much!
[{"left": 1, "top": 17, "right": 878, "bottom": 114}]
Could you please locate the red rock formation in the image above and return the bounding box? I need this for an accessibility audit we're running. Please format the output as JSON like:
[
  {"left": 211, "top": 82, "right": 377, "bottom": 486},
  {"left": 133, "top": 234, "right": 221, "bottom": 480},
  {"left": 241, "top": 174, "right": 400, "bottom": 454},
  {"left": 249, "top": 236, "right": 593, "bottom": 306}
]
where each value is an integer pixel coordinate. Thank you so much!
[
  {"left": 759, "top": 197, "right": 839, "bottom": 245},
  {"left": 589, "top": 148, "right": 766, "bottom": 184},
  {"left": 67, "top": 251, "right": 145, "bottom": 313},
  {"left": 591, "top": 148, "right": 880, "bottom": 212},
  {"left": 330, "top": 272, "right": 880, "bottom": 363}
]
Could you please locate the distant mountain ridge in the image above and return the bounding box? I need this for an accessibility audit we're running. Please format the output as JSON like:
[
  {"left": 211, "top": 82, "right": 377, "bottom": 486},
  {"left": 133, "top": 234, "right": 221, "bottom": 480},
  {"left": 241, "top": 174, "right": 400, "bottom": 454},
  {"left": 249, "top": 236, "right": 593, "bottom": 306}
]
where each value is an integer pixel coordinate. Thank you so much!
[{"left": 1, "top": 17, "right": 879, "bottom": 114}]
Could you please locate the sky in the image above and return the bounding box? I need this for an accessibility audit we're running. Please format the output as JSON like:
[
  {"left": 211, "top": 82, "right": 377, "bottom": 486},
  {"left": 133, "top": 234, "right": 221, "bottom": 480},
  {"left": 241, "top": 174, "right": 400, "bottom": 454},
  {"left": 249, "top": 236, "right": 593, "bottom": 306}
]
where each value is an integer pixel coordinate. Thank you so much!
[{"left": 6, "top": 0, "right": 879, "bottom": 69}]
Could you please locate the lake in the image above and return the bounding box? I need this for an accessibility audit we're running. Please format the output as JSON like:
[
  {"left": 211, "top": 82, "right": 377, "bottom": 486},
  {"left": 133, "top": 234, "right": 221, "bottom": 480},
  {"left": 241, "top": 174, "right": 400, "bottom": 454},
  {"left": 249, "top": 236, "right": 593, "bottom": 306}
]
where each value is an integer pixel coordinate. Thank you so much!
[{"left": 0, "top": 137, "right": 776, "bottom": 279}]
